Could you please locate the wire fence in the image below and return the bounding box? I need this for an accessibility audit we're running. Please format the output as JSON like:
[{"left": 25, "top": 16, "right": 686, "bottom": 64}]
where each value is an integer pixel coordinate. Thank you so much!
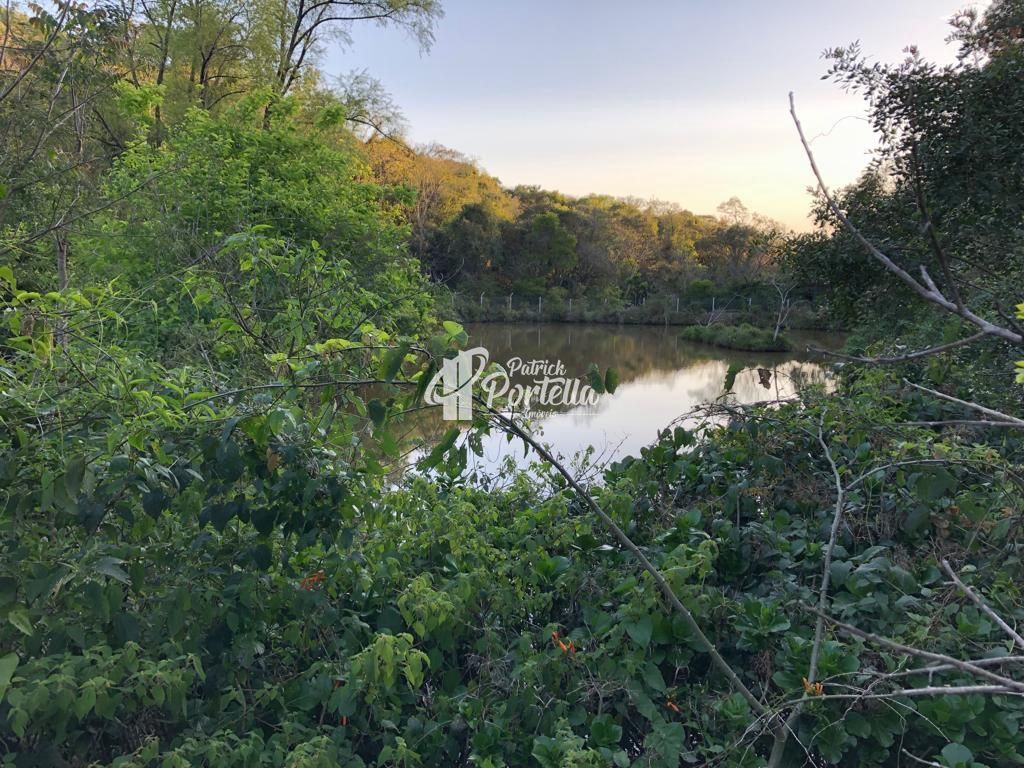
[{"left": 453, "top": 291, "right": 825, "bottom": 327}]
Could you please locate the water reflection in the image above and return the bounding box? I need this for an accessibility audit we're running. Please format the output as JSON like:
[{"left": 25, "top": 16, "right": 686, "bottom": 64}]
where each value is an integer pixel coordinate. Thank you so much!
[
  {"left": 404, "top": 323, "right": 842, "bottom": 473},
  {"left": 464, "top": 323, "right": 840, "bottom": 471}
]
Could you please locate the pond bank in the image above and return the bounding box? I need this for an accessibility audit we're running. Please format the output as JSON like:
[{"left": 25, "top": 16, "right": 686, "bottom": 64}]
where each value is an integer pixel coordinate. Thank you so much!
[{"left": 454, "top": 299, "right": 838, "bottom": 331}]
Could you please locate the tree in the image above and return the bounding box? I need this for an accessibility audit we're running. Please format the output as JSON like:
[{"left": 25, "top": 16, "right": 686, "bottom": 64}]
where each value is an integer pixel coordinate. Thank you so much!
[
  {"left": 258, "top": 0, "right": 441, "bottom": 99},
  {"left": 716, "top": 195, "right": 749, "bottom": 225},
  {"left": 522, "top": 211, "right": 577, "bottom": 288},
  {"left": 0, "top": 1, "right": 126, "bottom": 291},
  {"left": 434, "top": 202, "right": 502, "bottom": 281},
  {"left": 819, "top": 1, "right": 1024, "bottom": 322},
  {"left": 696, "top": 223, "right": 772, "bottom": 285},
  {"left": 365, "top": 138, "right": 518, "bottom": 269}
]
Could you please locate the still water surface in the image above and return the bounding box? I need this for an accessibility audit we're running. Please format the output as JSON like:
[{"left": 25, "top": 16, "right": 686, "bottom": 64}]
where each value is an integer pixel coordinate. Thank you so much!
[{"left": 459, "top": 322, "right": 841, "bottom": 471}]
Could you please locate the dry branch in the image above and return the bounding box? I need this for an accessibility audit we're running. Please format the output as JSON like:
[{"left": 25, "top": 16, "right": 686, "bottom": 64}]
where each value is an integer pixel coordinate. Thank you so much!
[
  {"left": 902, "top": 380, "right": 1024, "bottom": 427},
  {"left": 812, "top": 609, "right": 1024, "bottom": 693},
  {"left": 941, "top": 559, "right": 1024, "bottom": 651}
]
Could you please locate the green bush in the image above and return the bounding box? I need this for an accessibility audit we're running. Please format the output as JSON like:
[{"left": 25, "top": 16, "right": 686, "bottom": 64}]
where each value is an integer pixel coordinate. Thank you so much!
[
  {"left": 680, "top": 322, "right": 790, "bottom": 351},
  {"left": 686, "top": 278, "right": 716, "bottom": 298}
]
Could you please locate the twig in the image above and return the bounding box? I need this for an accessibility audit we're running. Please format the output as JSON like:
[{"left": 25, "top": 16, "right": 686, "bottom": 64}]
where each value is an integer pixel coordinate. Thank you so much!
[
  {"left": 900, "top": 420, "right": 1024, "bottom": 430},
  {"left": 810, "top": 609, "right": 1024, "bottom": 693},
  {"left": 941, "top": 559, "right": 1024, "bottom": 651},
  {"left": 768, "top": 413, "right": 845, "bottom": 767},
  {"left": 890, "top": 656, "right": 1024, "bottom": 677},
  {"left": 781, "top": 685, "right": 1023, "bottom": 704},
  {"left": 808, "top": 332, "right": 985, "bottom": 365},
  {"left": 901, "top": 748, "right": 942, "bottom": 767},
  {"left": 911, "top": 145, "right": 963, "bottom": 312},
  {"left": 902, "top": 380, "right": 1024, "bottom": 427}
]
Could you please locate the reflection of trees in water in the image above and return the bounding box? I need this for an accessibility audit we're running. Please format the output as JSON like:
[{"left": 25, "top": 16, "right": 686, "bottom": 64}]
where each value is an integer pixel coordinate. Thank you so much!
[
  {"left": 465, "top": 322, "right": 839, "bottom": 408},
  {"left": 385, "top": 324, "right": 840, "bottom": 474}
]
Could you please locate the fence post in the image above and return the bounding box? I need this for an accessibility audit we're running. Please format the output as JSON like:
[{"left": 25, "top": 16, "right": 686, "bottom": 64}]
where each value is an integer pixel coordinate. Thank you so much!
[
  {"left": 675, "top": 296, "right": 680, "bottom": 312},
  {"left": 568, "top": 297, "right": 573, "bottom": 313},
  {"left": 538, "top": 296, "right": 543, "bottom": 314},
  {"left": 508, "top": 293, "right": 513, "bottom": 312},
  {"left": 480, "top": 293, "right": 485, "bottom": 307}
]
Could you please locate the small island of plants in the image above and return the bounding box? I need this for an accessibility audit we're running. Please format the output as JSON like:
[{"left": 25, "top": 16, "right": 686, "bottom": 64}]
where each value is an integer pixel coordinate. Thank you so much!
[{"left": 680, "top": 323, "right": 791, "bottom": 352}]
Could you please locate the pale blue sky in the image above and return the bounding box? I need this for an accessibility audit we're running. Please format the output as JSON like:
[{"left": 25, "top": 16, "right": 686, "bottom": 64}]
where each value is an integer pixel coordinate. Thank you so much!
[{"left": 326, "top": 1, "right": 986, "bottom": 229}]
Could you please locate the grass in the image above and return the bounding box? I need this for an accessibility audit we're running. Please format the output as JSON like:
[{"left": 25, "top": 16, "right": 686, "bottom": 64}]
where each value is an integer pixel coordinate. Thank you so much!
[{"left": 680, "top": 323, "right": 791, "bottom": 352}]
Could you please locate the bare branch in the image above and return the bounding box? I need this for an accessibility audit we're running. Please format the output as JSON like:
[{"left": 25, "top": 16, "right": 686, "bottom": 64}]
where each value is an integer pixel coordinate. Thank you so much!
[
  {"left": 809, "top": 332, "right": 986, "bottom": 365},
  {"left": 812, "top": 609, "right": 1024, "bottom": 693},
  {"left": 901, "top": 748, "right": 943, "bottom": 767},
  {"left": 784, "top": 685, "right": 1024, "bottom": 703},
  {"left": 900, "top": 420, "right": 1024, "bottom": 430},
  {"left": 911, "top": 145, "right": 963, "bottom": 311},
  {"left": 882, "top": 656, "right": 1024, "bottom": 680},
  {"left": 941, "top": 559, "right": 1024, "bottom": 651},
  {"left": 789, "top": 92, "right": 1023, "bottom": 347},
  {"left": 768, "top": 414, "right": 845, "bottom": 767},
  {"left": 903, "top": 379, "right": 1024, "bottom": 427}
]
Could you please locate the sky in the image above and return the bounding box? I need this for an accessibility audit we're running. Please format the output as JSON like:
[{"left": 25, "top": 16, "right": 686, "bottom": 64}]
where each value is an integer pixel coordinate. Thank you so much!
[{"left": 325, "top": 1, "right": 987, "bottom": 231}]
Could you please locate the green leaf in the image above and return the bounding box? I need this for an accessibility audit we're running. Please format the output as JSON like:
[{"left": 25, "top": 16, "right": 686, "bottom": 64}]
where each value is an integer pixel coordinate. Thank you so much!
[
  {"left": 249, "top": 544, "right": 273, "bottom": 570},
  {"left": 419, "top": 427, "right": 459, "bottom": 470},
  {"left": 0, "top": 652, "right": 18, "bottom": 702},
  {"left": 74, "top": 684, "right": 96, "bottom": 719},
  {"left": 625, "top": 615, "right": 653, "bottom": 648},
  {"left": 531, "top": 736, "right": 562, "bottom": 768},
  {"left": 8, "top": 608, "right": 32, "bottom": 636},
  {"left": 380, "top": 343, "right": 410, "bottom": 383},
  {"left": 413, "top": 359, "right": 436, "bottom": 405},
  {"left": 220, "top": 415, "right": 244, "bottom": 445},
  {"left": 63, "top": 455, "right": 87, "bottom": 498},
  {"left": 368, "top": 399, "right": 387, "bottom": 429},
  {"left": 142, "top": 489, "right": 167, "bottom": 519},
  {"left": 251, "top": 506, "right": 278, "bottom": 536},
  {"left": 723, "top": 362, "right": 744, "bottom": 392},
  {"left": 442, "top": 321, "right": 466, "bottom": 342},
  {"left": 642, "top": 662, "right": 666, "bottom": 692},
  {"left": 604, "top": 367, "right": 619, "bottom": 394},
  {"left": 914, "top": 468, "right": 957, "bottom": 501},
  {"left": 644, "top": 721, "right": 686, "bottom": 766},
  {"left": 845, "top": 711, "right": 871, "bottom": 738},
  {"left": 95, "top": 557, "right": 131, "bottom": 585},
  {"left": 0, "top": 577, "right": 17, "bottom": 606},
  {"left": 590, "top": 713, "right": 623, "bottom": 747},
  {"left": 940, "top": 744, "right": 973, "bottom": 768}
]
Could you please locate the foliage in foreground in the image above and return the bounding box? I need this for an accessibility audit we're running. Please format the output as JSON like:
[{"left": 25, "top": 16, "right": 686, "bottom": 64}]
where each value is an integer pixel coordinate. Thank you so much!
[
  {"left": 1, "top": 263, "right": 1022, "bottom": 766},
  {"left": 1, "top": 222, "right": 1021, "bottom": 765}
]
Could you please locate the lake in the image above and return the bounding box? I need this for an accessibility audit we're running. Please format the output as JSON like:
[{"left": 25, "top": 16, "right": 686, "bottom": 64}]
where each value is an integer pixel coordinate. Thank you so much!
[{"left": 449, "top": 322, "right": 842, "bottom": 473}]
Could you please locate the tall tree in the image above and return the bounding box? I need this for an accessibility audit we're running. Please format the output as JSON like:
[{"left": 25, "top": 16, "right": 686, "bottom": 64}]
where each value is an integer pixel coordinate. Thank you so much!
[{"left": 260, "top": 0, "right": 440, "bottom": 98}]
